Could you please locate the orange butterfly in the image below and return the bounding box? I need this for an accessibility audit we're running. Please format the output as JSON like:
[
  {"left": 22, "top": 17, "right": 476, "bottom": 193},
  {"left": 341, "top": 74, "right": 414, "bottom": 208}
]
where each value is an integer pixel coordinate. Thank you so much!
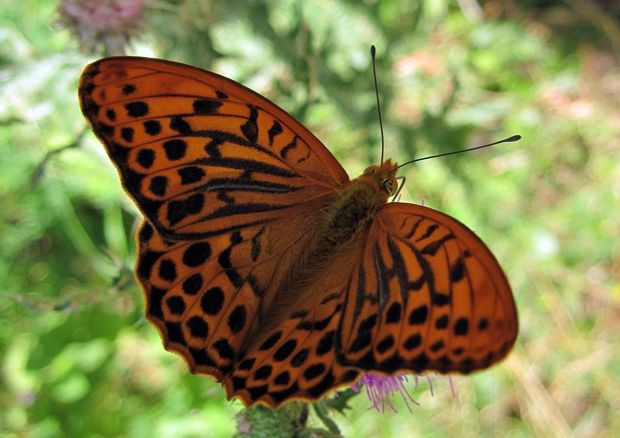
[{"left": 79, "top": 56, "right": 518, "bottom": 407}]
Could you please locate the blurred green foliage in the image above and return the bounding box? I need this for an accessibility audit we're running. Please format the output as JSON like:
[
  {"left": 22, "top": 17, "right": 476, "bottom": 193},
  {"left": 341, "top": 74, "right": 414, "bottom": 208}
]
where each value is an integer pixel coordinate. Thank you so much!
[{"left": 1, "top": 0, "right": 619, "bottom": 436}]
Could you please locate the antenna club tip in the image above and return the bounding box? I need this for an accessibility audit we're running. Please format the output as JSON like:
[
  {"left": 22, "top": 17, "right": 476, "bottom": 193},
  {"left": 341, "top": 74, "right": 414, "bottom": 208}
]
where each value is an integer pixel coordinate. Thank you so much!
[
  {"left": 370, "top": 45, "right": 376, "bottom": 55},
  {"left": 507, "top": 134, "right": 521, "bottom": 142}
]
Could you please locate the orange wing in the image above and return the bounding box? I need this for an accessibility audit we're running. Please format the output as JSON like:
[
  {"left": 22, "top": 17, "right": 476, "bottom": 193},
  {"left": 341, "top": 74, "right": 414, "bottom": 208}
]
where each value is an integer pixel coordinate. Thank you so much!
[
  {"left": 78, "top": 57, "right": 350, "bottom": 382},
  {"left": 79, "top": 57, "right": 349, "bottom": 240},
  {"left": 337, "top": 203, "right": 517, "bottom": 375}
]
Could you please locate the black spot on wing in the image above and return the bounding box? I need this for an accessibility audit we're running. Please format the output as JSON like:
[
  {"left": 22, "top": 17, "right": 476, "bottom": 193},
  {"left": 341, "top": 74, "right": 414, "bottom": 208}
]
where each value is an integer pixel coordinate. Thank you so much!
[
  {"left": 178, "top": 166, "right": 205, "bottom": 185},
  {"left": 122, "top": 84, "right": 136, "bottom": 95},
  {"left": 137, "top": 148, "right": 155, "bottom": 168},
  {"left": 167, "top": 193, "right": 205, "bottom": 226},
  {"left": 201, "top": 287, "right": 224, "bottom": 315},
  {"left": 228, "top": 305, "right": 247, "bottom": 333},
  {"left": 246, "top": 384, "right": 268, "bottom": 400},
  {"left": 163, "top": 139, "right": 187, "bottom": 160},
  {"left": 81, "top": 82, "right": 95, "bottom": 96},
  {"left": 158, "top": 258, "right": 177, "bottom": 281},
  {"left": 291, "top": 348, "right": 309, "bottom": 367},
  {"left": 450, "top": 256, "right": 465, "bottom": 282},
  {"left": 267, "top": 120, "right": 283, "bottom": 145},
  {"left": 193, "top": 98, "right": 222, "bottom": 114},
  {"left": 478, "top": 318, "right": 489, "bottom": 331},
  {"left": 149, "top": 175, "right": 168, "bottom": 196},
  {"left": 454, "top": 317, "right": 469, "bottom": 336},
  {"left": 303, "top": 363, "right": 325, "bottom": 381},
  {"left": 259, "top": 332, "right": 282, "bottom": 350},
  {"left": 170, "top": 116, "right": 192, "bottom": 135},
  {"left": 121, "top": 127, "right": 134, "bottom": 142},
  {"left": 408, "top": 305, "right": 428, "bottom": 325},
  {"left": 430, "top": 340, "right": 444, "bottom": 352},
  {"left": 404, "top": 333, "right": 421, "bottom": 350},
  {"left": 274, "top": 371, "right": 290, "bottom": 386},
  {"left": 186, "top": 316, "right": 209, "bottom": 338},
  {"left": 144, "top": 120, "right": 162, "bottom": 136},
  {"left": 241, "top": 105, "right": 258, "bottom": 143},
  {"left": 316, "top": 331, "right": 334, "bottom": 356},
  {"left": 432, "top": 292, "right": 451, "bottom": 306},
  {"left": 253, "top": 365, "right": 272, "bottom": 380},
  {"left": 421, "top": 234, "right": 456, "bottom": 256},
  {"left": 404, "top": 217, "right": 424, "bottom": 238},
  {"left": 348, "top": 314, "right": 377, "bottom": 354},
  {"left": 306, "top": 369, "right": 336, "bottom": 399},
  {"left": 273, "top": 339, "right": 297, "bottom": 361},
  {"left": 212, "top": 338, "right": 234, "bottom": 359},
  {"left": 250, "top": 227, "right": 265, "bottom": 262},
  {"left": 280, "top": 136, "right": 297, "bottom": 159},
  {"left": 125, "top": 101, "right": 148, "bottom": 117},
  {"left": 385, "top": 302, "right": 402, "bottom": 324},
  {"left": 376, "top": 335, "right": 394, "bottom": 354},
  {"left": 435, "top": 315, "right": 449, "bottom": 329},
  {"left": 238, "top": 358, "right": 256, "bottom": 370},
  {"left": 416, "top": 224, "right": 438, "bottom": 242}
]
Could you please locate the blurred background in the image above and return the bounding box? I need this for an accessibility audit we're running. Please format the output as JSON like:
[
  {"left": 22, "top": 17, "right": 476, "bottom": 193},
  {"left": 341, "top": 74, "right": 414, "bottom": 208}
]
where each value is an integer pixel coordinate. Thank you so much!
[{"left": 1, "top": 0, "right": 618, "bottom": 436}]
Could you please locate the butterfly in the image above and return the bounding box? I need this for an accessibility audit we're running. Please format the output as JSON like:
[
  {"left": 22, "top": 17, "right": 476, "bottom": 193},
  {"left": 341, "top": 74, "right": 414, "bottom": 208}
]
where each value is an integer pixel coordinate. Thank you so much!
[{"left": 79, "top": 56, "right": 518, "bottom": 408}]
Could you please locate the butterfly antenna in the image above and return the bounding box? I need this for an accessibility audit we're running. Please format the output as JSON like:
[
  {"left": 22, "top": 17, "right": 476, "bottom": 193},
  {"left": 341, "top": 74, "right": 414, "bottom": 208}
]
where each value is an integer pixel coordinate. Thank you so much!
[
  {"left": 395, "top": 135, "right": 521, "bottom": 170},
  {"left": 371, "top": 45, "right": 386, "bottom": 165}
]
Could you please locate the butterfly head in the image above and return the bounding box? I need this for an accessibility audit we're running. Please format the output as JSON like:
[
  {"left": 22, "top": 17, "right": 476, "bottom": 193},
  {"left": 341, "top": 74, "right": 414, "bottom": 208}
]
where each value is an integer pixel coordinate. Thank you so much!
[{"left": 362, "top": 159, "right": 399, "bottom": 197}]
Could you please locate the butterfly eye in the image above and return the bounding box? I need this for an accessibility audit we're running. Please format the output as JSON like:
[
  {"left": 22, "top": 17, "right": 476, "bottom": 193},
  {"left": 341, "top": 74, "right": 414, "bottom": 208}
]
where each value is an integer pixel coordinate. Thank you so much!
[{"left": 383, "top": 178, "right": 396, "bottom": 195}]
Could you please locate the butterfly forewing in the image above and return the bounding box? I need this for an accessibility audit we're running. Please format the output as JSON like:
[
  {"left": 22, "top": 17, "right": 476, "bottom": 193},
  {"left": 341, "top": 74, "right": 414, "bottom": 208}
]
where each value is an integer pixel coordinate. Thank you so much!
[
  {"left": 337, "top": 203, "right": 517, "bottom": 374},
  {"left": 79, "top": 57, "right": 349, "bottom": 240}
]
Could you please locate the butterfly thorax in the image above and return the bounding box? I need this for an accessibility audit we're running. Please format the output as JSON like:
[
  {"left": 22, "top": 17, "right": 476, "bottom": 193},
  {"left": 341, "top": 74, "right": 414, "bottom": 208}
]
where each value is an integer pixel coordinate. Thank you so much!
[{"left": 317, "top": 159, "right": 398, "bottom": 252}]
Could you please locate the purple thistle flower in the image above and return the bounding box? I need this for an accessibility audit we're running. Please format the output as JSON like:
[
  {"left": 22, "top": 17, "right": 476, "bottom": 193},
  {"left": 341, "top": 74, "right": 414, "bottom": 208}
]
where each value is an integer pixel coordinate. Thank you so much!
[
  {"left": 59, "top": 0, "right": 145, "bottom": 31},
  {"left": 351, "top": 373, "right": 457, "bottom": 413},
  {"left": 351, "top": 373, "right": 420, "bottom": 413},
  {"left": 57, "top": 0, "right": 146, "bottom": 54}
]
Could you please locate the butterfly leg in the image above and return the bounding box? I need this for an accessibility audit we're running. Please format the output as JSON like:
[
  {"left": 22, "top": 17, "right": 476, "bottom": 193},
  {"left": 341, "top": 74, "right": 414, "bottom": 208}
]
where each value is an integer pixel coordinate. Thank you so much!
[{"left": 391, "top": 176, "right": 406, "bottom": 202}]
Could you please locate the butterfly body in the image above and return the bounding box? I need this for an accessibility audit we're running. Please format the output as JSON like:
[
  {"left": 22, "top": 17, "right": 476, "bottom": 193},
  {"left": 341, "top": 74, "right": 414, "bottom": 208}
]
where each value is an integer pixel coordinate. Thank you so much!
[
  {"left": 249, "top": 159, "right": 397, "bottom": 343},
  {"left": 321, "top": 160, "right": 397, "bottom": 248},
  {"left": 79, "top": 57, "right": 518, "bottom": 408}
]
